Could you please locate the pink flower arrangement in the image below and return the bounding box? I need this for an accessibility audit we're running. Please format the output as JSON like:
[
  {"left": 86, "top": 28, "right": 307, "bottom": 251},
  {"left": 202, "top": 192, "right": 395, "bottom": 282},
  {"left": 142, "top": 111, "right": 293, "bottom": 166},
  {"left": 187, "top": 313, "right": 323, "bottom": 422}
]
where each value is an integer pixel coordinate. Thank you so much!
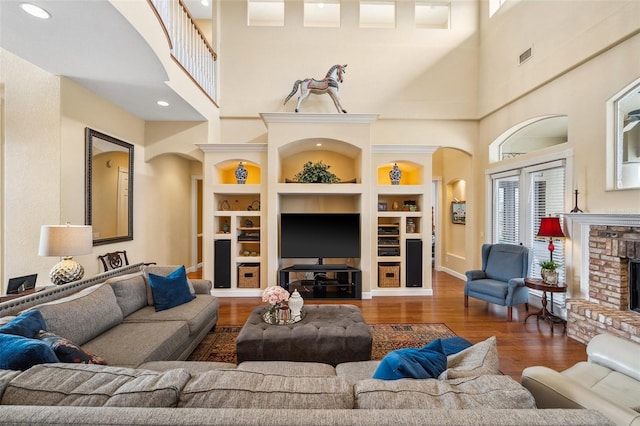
[{"left": 262, "top": 286, "right": 290, "bottom": 306}]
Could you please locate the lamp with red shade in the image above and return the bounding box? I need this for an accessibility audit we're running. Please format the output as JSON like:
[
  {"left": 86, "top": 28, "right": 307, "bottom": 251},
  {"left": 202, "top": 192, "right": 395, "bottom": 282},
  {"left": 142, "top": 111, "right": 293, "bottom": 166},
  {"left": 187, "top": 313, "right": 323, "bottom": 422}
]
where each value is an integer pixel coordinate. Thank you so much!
[{"left": 536, "top": 217, "right": 565, "bottom": 263}]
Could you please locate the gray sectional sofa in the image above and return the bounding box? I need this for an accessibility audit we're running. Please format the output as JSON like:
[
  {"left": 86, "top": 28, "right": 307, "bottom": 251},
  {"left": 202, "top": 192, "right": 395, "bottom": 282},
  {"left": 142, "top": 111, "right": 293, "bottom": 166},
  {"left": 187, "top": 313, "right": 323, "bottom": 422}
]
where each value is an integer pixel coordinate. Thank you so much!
[
  {"left": 0, "top": 265, "right": 612, "bottom": 425},
  {"left": 0, "top": 360, "right": 612, "bottom": 425},
  {"left": 0, "top": 263, "right": 219, "bottom": 367}
]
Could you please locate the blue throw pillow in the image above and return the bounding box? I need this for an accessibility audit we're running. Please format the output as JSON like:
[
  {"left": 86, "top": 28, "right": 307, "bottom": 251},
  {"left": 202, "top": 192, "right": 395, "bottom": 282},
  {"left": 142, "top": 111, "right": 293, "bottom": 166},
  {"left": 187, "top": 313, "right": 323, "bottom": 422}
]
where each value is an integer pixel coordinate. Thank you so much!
[
  {"left": 373, "top": 338, "right": 447, "bottom": 380},
  {"left": 0, "top": 310, "right": 47, "bottom": 338},
  {"left": 148, "top": 265, "right": 195, "bottom": 312},
  {"left": 0, "top": 333, "right": 58, "bottom": 371},
  {"left": 441, "top": 336, "right": 473, "bottom": 356}
]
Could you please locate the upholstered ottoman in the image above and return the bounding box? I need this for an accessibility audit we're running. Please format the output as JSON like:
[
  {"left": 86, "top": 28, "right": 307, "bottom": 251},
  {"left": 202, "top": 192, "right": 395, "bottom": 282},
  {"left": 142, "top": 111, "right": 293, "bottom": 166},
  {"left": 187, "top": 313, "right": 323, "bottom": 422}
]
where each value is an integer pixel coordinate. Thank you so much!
[{"left": 236, "top": 304, "right": 372, "bottom": 366}]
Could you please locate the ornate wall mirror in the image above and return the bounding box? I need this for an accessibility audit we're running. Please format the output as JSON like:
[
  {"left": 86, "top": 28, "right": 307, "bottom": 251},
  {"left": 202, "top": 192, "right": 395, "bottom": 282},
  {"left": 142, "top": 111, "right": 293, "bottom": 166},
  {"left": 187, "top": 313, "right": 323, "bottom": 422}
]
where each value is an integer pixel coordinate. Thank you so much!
[
  {"left": 609, "top": 78, "right": 640, "bottom": 190},
  {"left": 85, "top": 128, "right": 134, "bottom": 246}
]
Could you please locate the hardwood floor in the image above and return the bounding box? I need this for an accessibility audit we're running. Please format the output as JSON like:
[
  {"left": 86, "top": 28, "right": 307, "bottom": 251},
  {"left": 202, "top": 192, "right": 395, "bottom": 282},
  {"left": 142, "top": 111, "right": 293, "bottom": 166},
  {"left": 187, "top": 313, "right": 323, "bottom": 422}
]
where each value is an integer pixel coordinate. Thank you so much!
[{"left": 193, "top": 270, "right": 587, "bottom": 381}]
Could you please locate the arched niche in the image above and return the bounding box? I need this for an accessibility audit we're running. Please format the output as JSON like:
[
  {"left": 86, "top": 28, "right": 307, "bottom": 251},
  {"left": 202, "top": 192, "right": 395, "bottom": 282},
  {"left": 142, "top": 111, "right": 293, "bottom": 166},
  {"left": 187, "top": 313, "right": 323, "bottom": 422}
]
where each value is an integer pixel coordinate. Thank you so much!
[
  {"left": 214, "top": 159, "right": 261, "bottom": 184},
  {"left": 278, "top": 138, "right": 361, "bottom": 183},
  {"left": 376, "top": 160, "right": 423, "bottom": 185}
]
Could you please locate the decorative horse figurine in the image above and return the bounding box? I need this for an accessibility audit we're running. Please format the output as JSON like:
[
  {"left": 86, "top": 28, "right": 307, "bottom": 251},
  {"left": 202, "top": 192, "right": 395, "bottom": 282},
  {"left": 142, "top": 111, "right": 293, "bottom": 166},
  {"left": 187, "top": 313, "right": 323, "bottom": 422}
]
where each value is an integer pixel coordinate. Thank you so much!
[{"left": 284, "top": 64, "right": 348, "bottom": 113}]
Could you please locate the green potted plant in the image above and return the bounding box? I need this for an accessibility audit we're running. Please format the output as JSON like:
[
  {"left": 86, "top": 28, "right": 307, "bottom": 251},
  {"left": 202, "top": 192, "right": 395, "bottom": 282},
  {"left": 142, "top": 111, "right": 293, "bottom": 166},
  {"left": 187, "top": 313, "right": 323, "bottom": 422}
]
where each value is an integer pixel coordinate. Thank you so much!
[
  {"left": 293, "top": 161, "right": 340, "bottom": 183},
  {"left": 539, "top": 260, "right": 561, "bottom": 285}
]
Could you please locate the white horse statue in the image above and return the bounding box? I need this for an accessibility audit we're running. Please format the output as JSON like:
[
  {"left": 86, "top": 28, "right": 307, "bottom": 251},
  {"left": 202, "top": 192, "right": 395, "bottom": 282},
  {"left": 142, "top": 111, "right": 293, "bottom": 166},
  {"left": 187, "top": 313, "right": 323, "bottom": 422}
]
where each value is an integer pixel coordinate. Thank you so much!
[{"left": 284, "top": 64, "right": 348, "bottom": 113}]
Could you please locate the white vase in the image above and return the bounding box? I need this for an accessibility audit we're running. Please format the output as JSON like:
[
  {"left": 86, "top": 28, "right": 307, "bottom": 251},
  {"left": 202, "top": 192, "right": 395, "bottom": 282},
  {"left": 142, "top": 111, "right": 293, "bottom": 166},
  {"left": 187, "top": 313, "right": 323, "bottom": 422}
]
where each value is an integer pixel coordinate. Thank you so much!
[{"left": 288, "top": 290, "right": 304, "bottom": 319}]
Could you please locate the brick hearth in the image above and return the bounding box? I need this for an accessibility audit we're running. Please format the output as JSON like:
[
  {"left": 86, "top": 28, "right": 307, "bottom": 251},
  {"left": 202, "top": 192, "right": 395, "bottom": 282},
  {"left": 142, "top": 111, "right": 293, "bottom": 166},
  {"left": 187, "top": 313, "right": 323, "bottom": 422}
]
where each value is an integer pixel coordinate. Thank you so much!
[{"left": 566, "top": 224, "right": 640, "bottom": 344}]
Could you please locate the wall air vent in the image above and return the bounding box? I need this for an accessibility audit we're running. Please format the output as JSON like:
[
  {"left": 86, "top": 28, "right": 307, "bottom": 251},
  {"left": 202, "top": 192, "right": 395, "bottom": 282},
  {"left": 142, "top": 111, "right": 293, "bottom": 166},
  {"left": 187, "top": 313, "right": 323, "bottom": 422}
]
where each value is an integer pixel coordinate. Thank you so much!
[{"left": 519, "top": 47, "right": 533, "bottom": 65}]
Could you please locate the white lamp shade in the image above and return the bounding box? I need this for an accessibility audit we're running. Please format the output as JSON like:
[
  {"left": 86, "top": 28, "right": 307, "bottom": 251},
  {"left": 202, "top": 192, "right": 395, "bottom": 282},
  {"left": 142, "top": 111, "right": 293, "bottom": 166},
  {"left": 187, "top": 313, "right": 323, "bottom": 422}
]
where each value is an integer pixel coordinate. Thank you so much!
[{"left": 39, "top": 225, "right": 93, "bottom": 257}]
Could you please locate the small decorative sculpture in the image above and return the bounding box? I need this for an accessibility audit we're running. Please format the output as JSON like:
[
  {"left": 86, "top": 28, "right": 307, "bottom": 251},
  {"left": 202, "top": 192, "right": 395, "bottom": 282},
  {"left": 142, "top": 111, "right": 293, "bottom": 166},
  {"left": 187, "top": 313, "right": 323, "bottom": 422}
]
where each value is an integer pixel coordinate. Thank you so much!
[
  {"left": 235, "top": 162, "right": 248, "bottom": 184},
  {"left": 284, "top": 64, "right": 348, "bottom": 113},
  {"left": 389, "top": 163, "right": 402, "bottom": 185}
]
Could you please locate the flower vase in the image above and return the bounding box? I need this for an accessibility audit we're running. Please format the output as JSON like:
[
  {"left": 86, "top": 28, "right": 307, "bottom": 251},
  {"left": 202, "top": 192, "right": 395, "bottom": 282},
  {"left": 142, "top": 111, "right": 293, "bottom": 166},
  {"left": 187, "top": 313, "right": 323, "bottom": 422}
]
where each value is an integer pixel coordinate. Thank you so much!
[
  {"left": 288, "top": 290, "right": 304, "bottom": 319},
  {"left": 389, "top": 163, "right": 401, "bottom": 185},
  {"left": 267, "top": 304, "right": 279, "bottom": 324},
  {"left": 235, "top": 162, "right": 248, "bottom": 184}
]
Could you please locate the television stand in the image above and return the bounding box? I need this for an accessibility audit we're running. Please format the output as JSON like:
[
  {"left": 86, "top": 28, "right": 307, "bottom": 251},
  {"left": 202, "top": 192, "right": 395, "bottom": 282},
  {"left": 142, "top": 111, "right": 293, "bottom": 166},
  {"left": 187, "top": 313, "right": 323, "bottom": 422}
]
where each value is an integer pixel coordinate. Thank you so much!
[
  {"left": 291, "top": 263, "right": 347, "bottom": 270},
  {"left": 279, "top": 265, "right": 361, "bottom": 300}
]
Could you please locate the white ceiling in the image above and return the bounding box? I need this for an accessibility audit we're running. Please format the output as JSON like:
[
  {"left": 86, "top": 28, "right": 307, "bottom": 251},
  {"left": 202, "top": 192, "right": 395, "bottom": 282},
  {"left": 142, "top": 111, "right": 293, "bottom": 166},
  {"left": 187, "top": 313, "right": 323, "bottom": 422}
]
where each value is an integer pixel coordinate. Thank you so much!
[{"left": 0, "top": 0, "right": 206, "bottom": 121}]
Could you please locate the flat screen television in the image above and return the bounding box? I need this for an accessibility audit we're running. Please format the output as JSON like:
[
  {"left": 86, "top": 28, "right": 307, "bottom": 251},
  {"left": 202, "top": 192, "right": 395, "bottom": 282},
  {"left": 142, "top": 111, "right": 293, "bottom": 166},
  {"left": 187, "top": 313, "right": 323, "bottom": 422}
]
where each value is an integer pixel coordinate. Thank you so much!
[{"left": 280, "top": 213, "right": 360, "bottom": 262}]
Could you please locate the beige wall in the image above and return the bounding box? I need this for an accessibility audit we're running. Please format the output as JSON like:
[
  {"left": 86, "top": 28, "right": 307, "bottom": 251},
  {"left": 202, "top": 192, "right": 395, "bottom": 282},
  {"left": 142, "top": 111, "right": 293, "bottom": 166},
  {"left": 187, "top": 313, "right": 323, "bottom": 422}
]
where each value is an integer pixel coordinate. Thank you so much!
[
  {"left": 476, "top": 1, "right": 640, "bottom": 282},
  {"left": 1, "top": 50, "right": 62, "bottom": 288},
  {"left": 0, "top": 52, "right": 200, "bottom": 290}
]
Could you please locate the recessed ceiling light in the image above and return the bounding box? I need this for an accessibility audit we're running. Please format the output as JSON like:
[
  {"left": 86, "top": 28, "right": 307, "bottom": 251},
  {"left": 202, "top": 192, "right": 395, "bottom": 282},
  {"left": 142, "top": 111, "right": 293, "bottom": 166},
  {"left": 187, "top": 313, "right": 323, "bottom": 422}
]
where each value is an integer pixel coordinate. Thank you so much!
[
  {"left": 201, "top": 0, "right": 209, "bottom": 6},
  {"left": 20, "top": 3, "right": 51, "bottom": 19},
  {"left": 157, "top": 101, "right": 169, "bottom": 107}
]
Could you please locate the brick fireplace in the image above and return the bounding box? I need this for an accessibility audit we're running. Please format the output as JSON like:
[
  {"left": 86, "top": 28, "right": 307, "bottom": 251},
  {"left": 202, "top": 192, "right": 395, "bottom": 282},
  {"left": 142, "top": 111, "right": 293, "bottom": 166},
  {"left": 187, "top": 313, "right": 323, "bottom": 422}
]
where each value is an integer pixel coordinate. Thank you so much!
[{"left": 565, "top": 215, "right": 640, "bottom": 345}]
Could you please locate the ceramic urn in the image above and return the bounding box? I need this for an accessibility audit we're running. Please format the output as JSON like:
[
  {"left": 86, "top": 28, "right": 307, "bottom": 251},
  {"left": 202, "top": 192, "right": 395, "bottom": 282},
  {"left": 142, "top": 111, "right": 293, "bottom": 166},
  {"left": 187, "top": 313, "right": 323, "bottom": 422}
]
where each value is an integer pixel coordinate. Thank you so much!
[{"left": 288, "top": 290, "right": 304, "bottom": 319}]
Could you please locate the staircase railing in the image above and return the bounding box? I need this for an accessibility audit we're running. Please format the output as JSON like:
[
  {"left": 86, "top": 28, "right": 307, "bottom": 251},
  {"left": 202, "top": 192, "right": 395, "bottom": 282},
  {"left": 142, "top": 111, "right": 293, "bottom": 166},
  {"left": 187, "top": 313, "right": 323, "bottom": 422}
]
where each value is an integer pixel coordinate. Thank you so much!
[{"left": 149, "top": 0, "right": 217, "bottom": 104}]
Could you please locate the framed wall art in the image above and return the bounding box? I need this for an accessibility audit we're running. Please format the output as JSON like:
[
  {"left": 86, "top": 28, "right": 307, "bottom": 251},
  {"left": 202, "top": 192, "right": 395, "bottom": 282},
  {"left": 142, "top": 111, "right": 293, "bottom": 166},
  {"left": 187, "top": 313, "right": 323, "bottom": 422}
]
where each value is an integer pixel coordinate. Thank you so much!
[{"left": 451, "top": 201, "right": 466, "bottom": 225}]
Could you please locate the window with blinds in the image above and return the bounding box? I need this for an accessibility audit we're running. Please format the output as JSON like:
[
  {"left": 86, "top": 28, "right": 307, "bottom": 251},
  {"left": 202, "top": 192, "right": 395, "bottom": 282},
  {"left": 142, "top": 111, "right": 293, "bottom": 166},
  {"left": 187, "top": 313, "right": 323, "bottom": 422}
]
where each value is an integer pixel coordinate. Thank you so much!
[
  {"left": 529, "top": 165, "right": 566, "bottom": 284},
  {"left": 490, "top": 161, "right": 566, "bottom": 288},
  {"left": 492, "top": 173, "right": 520, "bottom": 244}
]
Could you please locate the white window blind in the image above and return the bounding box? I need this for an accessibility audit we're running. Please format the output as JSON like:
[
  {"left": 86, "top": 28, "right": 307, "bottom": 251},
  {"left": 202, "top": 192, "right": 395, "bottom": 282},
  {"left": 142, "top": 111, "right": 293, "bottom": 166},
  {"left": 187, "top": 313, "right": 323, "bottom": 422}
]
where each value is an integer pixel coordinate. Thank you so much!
[
  {"left": 492, "top": 174, "right": 520, "bottom": 244},
  {"left": 528, "top": 164, "right": 566, "bottom": 283}
]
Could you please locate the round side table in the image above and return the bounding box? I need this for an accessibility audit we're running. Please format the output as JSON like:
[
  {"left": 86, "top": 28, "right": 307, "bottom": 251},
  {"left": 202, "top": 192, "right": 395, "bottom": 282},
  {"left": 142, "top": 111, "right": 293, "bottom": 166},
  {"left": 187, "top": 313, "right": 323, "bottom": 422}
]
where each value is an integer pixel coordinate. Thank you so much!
[{"left": 524, "top": 278, "right": 567, "bottom": 334}]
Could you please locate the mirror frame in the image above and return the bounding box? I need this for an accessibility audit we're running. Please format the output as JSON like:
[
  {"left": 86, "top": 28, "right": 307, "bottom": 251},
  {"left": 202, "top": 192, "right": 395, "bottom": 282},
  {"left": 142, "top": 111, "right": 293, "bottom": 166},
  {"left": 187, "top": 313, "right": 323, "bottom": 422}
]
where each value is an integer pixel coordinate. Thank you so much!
[
  {"left": 608, "top": 77, "right": 640, "bottom": 190},
  {"left": 85, "top": 128, "right": 134, "bottom": 246}
]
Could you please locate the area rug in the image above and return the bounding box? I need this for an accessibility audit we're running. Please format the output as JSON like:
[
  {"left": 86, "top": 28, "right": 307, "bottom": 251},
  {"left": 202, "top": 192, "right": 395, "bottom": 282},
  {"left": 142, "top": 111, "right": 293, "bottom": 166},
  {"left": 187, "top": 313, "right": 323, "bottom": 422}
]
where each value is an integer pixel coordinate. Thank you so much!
[{"left": 187, "top": 323, "right": 456, "bottom": 364}]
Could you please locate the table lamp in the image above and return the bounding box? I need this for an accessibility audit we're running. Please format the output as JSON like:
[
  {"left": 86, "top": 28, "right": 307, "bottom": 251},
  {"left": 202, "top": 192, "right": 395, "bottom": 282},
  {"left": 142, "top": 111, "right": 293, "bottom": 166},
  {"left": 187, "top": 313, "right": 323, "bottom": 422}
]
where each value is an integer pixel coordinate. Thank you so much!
[
  {"left": 536, "top": 217, "right": 565, "bottom": 263},
  {"left": 39, "top": 224, "right": 93, "bottom": 285}
]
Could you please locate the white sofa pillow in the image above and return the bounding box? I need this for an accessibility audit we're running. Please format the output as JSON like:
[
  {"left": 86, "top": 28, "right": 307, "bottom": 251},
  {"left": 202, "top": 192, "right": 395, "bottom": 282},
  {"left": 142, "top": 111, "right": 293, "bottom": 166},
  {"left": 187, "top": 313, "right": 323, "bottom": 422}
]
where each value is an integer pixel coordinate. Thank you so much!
[{"left": 438, "top": 336, "right": 500, "bottom": 380}]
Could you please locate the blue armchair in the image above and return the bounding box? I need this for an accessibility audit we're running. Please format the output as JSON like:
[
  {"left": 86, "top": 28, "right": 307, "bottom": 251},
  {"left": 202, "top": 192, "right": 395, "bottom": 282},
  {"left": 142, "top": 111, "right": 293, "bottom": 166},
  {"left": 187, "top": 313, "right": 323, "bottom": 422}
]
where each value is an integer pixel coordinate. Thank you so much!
[{"left": 464, "top": 243, "right": 532, "bottom": 321}]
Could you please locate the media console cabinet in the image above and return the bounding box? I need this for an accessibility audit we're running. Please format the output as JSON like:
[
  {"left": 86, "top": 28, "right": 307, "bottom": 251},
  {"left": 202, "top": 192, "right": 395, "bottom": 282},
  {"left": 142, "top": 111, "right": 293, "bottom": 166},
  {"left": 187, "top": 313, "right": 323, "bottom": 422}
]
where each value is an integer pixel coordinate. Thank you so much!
[{"left": 278, "top": 265, "right": 362, "bottom": 300}]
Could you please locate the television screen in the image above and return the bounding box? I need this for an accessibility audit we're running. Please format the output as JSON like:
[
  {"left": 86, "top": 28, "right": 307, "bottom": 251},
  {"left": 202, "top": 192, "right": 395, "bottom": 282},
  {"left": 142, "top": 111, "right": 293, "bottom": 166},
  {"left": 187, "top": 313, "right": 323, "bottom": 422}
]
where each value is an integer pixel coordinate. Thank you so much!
[{"left": 280, "top": 213, "right": 361, "bottom": 260}]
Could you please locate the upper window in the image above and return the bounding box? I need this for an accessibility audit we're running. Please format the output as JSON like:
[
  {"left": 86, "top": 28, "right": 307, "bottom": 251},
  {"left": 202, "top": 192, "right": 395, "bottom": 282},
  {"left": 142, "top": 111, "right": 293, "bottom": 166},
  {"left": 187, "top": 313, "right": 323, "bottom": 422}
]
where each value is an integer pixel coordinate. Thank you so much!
[
  {"left": 248, "top": 0, "right": 284, "bottom": 27},
  {"left": 415, "top": 2, "right": 450, "bottom": 30},
  {"left": 304, "top": 0, "right": 340, "bottom": 27},
  {"left": 608, "top": 77, "right": 640, "bottom": 190},
  {"left": 360, "top": 1, "right": 396, "bottom": 29},
  {"left": 498, "top": 116, "right": 568, "bottom": 161}
]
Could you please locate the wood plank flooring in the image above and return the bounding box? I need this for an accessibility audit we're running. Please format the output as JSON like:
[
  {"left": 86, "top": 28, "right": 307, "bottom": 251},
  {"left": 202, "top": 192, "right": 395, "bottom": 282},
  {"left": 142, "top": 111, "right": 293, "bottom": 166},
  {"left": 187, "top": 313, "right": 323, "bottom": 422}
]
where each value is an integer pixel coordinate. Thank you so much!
[{"left": 194, "top": 270, "right": 587, "bottom": 381}]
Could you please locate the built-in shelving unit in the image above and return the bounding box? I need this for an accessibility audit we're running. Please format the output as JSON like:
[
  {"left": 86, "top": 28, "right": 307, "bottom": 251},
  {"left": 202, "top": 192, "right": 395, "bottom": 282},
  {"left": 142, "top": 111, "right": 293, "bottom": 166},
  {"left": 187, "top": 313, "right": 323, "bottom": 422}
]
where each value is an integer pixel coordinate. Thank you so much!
[
  {"left": 200, "top": 145, "right": 267, "bottom": 295},
  {"left": 372, "top": 146, "right": 437, "bottom": 295},
  {"left": 200, "top": 115, "right": 437, "bottom": 298}
]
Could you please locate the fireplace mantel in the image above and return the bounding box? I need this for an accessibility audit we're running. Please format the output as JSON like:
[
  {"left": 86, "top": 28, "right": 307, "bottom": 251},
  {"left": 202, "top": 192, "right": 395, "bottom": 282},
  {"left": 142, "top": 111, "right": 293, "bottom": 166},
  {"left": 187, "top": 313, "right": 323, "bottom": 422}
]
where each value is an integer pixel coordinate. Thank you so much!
[{"left": 564, "top": 213, "right": 640, "bottom": 226}]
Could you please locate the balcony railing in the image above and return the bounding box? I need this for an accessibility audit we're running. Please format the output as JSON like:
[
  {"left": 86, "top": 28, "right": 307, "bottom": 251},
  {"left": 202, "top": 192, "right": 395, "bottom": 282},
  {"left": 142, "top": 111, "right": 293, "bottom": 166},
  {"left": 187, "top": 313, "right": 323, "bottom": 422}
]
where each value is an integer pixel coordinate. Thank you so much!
[{"left": 149, "top": 0, "right": 217, "bottom": 103}]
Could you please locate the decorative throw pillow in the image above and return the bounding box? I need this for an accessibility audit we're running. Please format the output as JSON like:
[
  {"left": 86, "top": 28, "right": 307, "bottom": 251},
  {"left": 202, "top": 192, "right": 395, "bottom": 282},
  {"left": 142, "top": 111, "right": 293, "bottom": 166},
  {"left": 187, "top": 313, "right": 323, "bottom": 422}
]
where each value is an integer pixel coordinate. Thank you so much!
[
  {"left": 143, "top": 265, "right": 196, "bottom": 306},
  {"left": 441, "top": 336, "right": 473, "bottom": 356},
  {"left": 373, "top": 338, "right": 447, "bottom": 380},
  {"left": 0, "top": 333, "right": 58, "bottom": 371},
  {"left": 438, "top": 336, "right": 500, "bottom": 380},
  {"left": 148, "top": 266, "right": 195, "bottom": 312},
  {"left": 36, "top": 330, "right": 107, "bottom": 365},
  {"left": 0, "top": 310, "right": 47, "bottom": 338}
]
